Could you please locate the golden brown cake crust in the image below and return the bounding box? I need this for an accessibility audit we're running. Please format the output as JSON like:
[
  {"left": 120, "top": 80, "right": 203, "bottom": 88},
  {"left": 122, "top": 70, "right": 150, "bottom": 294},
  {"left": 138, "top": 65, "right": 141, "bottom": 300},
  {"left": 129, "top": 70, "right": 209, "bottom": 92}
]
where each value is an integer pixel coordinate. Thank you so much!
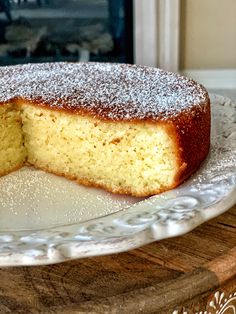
[
  {"left": 0, "top": 62, "right": 211, "bottom": 196},
  {"left": 171, "top": 98, "right": 211, "bottom": 186},
  {"left": 0, "top": 163, "right": 25, "bottom": 178}
]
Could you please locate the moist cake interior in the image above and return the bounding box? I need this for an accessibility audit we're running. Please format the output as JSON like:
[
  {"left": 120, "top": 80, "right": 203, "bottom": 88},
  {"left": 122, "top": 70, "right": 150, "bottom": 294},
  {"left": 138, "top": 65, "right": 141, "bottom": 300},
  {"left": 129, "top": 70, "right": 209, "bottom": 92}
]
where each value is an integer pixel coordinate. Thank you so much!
[
  {"left": 0, "top": 104, "right": 26, "bottom": 176},
  {"left": 1, "top": 102, "right": 177, "bottom": 196}
]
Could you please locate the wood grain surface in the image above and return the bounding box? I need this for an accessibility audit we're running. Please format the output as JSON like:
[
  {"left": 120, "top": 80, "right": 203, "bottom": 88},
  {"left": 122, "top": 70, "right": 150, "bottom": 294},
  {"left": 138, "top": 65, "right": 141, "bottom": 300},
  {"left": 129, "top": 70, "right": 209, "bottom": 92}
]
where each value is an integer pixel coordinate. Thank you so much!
[{"left": 0, "top": 203, "right": 235, "bottom": 314}]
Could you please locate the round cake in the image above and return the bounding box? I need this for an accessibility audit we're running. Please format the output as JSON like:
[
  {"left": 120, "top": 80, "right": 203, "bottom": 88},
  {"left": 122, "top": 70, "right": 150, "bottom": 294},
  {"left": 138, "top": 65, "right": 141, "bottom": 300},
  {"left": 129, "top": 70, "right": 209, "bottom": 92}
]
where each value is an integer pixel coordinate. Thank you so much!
[{"left": 0, "top": 62, "right": 210, "bottom": 196}]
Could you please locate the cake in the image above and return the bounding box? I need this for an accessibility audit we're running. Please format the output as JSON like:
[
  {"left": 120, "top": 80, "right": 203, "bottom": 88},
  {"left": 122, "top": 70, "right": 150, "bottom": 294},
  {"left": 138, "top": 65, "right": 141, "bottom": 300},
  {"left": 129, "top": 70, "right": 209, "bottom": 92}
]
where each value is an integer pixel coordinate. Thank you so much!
[{"left": 0, "top": 62, "right": 210, "bottom": 197}]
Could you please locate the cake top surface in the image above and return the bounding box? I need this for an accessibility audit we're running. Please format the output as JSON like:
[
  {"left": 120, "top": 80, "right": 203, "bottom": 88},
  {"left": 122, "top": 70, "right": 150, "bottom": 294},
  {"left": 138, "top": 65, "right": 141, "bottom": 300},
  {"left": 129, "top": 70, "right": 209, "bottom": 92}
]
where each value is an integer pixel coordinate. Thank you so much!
[{"left": 0, "top": 62, "right": 209, "bottom": 121}]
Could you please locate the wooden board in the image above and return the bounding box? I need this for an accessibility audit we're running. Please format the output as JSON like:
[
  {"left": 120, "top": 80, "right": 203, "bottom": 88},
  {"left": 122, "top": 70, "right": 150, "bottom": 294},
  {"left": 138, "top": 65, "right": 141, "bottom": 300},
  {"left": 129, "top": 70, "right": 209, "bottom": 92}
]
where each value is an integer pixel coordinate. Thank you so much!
[{"left": 0, "top": 203, "right": 235, "bottom": 314}]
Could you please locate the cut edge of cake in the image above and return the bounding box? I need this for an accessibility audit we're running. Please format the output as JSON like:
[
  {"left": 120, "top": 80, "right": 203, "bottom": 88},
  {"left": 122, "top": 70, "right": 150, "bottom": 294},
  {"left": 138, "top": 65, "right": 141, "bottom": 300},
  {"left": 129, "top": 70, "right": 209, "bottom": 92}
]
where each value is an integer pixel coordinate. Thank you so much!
[{"left": 0, "top": 101, "right": 197, "bottom": 197}]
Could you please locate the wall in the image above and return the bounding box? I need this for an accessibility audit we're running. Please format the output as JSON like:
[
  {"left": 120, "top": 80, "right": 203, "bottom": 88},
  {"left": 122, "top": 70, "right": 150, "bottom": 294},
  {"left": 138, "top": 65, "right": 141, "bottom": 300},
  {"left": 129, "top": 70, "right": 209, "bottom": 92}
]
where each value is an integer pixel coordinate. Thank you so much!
[{"left": 180, "top": 0, "right": 236, "bottom": 70}]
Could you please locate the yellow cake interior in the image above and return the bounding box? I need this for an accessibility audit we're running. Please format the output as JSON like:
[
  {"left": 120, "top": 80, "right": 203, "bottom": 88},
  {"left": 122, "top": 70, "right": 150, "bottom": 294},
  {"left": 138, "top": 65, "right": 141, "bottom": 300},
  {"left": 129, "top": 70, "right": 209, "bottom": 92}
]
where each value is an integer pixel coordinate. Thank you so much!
[
  {"left": 0, "top": 102, "right": 178, "bottom": 196},
  {"left": 0, "top": 104, "right": 26, "bottom": 176}
]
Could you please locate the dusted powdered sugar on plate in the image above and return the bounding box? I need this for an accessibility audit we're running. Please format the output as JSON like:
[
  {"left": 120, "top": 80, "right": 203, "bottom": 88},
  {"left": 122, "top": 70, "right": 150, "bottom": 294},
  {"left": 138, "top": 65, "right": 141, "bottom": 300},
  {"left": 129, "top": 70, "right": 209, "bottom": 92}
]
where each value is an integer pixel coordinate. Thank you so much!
[
  {"left": 192, "top": 94, "right": 236, "bottom": 185},
  {"left": 0, "top": 62, "right": 208, "bottom": 120},
  {"left": 0, "top": 167, "right": 136, "bottom": 230}
]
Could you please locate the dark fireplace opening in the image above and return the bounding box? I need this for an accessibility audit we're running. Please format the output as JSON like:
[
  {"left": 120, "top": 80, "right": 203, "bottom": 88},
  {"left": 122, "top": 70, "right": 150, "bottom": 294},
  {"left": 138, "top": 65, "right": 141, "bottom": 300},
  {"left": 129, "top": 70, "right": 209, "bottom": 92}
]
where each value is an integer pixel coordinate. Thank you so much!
[{"left": 0, "top": 0, "right": 133, "bottom": 66}]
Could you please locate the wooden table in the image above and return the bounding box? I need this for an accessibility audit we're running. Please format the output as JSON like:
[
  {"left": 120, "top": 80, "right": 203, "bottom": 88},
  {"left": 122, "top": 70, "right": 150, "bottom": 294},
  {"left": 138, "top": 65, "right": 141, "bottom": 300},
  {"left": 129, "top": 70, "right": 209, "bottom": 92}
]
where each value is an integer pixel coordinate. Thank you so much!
[{"left": 0, "top": 203, "right": 235, "bottom": 313}]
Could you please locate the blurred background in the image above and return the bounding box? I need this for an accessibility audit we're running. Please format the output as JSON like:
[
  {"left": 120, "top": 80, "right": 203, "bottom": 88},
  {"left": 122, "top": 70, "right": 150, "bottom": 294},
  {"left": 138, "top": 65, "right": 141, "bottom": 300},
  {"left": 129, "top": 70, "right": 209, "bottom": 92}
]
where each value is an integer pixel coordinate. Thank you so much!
[
  {"left": 180, "top": 0, "right": 236, "bottom": 96},
  {"left": 0, "top": 0, "right": 235, "bottom": 94},
  {"left": 0, "top": 0, "right": 133, "bottom": 64}
]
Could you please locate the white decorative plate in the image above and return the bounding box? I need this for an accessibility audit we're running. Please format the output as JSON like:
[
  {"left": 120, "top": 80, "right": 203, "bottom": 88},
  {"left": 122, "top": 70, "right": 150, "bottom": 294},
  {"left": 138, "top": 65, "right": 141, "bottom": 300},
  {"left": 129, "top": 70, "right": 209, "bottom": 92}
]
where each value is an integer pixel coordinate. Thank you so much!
[{"left": 0, "top": 94, "right": 235, "bottom": 266}]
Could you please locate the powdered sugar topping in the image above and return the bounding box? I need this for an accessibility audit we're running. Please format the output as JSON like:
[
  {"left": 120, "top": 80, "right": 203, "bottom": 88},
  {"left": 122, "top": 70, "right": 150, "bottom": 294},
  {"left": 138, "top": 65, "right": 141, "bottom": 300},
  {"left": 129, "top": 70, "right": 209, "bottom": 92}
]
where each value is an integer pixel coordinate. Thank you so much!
[{"left": 0, "top": 62, "right": 208, "bottom": 120}]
